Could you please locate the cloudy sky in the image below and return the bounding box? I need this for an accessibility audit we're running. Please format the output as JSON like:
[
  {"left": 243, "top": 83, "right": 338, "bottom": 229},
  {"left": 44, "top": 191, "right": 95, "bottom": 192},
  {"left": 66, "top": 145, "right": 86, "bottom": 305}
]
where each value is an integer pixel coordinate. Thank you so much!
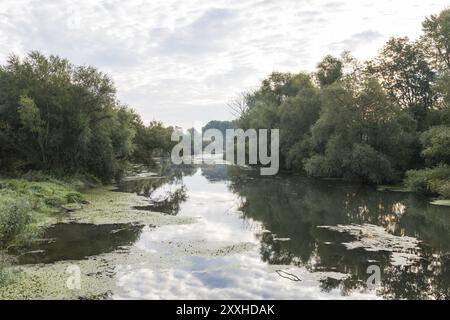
[{"left": 0, "top": 0, "right": 448, "bottom": 129}]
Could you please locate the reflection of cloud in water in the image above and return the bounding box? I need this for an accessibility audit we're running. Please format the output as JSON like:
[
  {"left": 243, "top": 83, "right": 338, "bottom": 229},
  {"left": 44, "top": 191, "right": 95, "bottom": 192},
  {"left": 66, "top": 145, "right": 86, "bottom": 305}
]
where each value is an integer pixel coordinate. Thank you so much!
[
  {"left": 111, "top": 166, "right": 449, "bottom": 299},
  {"left": 133, "top": 170, "right": 260, "bottom": 243},
  {"left": 115, "top": 170, "right": 379, "bottom": 299},
  {"left": 115, "top": 250, "right": 377, "bottom": 299}
]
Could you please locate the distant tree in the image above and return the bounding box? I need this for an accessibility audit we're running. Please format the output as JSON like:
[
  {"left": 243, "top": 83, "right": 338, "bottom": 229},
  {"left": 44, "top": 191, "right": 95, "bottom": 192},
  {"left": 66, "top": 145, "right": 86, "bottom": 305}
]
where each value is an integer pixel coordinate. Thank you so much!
[{"left": 132, "top": 121, "right": 174, "bottom": 165}]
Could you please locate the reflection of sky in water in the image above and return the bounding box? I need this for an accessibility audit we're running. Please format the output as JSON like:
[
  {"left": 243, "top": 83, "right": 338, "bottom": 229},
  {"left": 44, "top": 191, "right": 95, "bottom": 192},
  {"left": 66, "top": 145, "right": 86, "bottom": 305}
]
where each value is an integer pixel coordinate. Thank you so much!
[
  {"left": 114, "top": 168, "right": 377, "bottom": 299},
  {"left": 115, "top": 250, "right": 376, "bottom": 299},
  {"left": 148, "top": 182, "right": 184, "bottom": 202}
]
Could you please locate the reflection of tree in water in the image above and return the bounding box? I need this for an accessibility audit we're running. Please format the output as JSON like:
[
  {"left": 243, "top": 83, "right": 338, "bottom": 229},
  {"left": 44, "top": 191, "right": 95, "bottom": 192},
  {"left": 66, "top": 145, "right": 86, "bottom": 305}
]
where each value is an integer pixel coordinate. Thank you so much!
[
  {"left": 118, "top": 162, "right": 194, "bottom": 215},
  {"left": 133, "top": 186, "right": 187, "bottom": 215},
  {"left": 118, "top": 177, "right": 171, "bottom": 196},
  {"left": 201, "top": 164, "right": 230, "bottom": 182},
  {"left": 379, "top": 253, "right": 450, "bottom": 299},
  {"left": 224, "top": 168, "right": 450, "bottom": 299},
  {"left": 12, "top": 223, "right": 144, "bottom": 264}
]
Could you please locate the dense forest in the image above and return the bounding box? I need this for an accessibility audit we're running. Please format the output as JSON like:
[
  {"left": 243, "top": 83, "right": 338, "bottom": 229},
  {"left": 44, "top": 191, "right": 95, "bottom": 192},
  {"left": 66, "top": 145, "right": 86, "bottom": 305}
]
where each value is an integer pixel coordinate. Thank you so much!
[
  {"left": 0, "top": 53, "right": 174, "bottom": 182},
  {"left": 229, "top": 9, "right": 450, "bottom": 198}
]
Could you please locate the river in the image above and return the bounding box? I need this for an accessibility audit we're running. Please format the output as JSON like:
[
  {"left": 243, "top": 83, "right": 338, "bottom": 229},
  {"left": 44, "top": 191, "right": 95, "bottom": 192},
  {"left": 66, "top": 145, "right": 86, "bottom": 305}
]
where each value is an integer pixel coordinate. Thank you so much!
[{"left": 6, "top": 163, "right": 450, "bottom": 299}]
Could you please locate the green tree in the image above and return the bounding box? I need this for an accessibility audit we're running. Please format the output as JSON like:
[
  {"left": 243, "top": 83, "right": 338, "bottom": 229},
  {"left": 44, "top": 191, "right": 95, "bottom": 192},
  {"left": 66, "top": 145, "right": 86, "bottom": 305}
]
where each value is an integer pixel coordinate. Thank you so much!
[
  {"left": 306, "top": 78, "right": 416, "bottom": 183},
  {"left": 0, "top": 52, "right": 147, "bottom": 181},
  {"left": 316, "top": 55, "right": 343, "bottom": 87},
  {"left": 422, "top": 9, "right": 450, "bottom": 72},
  {"left": 367, "top": 37, "right": 435, "bottom": 128},
  {"left": 18, "top": 95, "right": 48, "bottom": 166},
  {"left": 420, "top": 126, "right": 450, "bottom": 166}
]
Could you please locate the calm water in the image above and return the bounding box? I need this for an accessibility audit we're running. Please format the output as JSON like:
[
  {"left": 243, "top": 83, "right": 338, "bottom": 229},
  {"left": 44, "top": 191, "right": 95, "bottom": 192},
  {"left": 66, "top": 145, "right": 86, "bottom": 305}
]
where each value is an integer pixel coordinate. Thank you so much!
[{"left": 14, "top": 164, "right": 450, "bottom": 299}]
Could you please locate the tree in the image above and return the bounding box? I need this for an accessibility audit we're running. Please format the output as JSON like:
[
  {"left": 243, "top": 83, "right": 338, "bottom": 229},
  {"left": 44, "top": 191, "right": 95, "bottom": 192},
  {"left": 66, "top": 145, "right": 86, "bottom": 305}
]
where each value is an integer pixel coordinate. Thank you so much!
[
  {"left": 278, "top": 77, "right": 321, "bottom": 169},
  {"left": 422, "top": 9, "right": 450, "bottom": 72},
  {"left": 367, "top": 37, "right": 435, "bottom": 128},
  {"left": 18, "top": 95, "right": 48, "bottom": 166},
  {"left": 316, "top": 55, "right": 343, "bottom": 87},
  {"left": 132, "top": 121, "right": 174, "bottom": 165},
  {"left": 305, "top": 78, "right": 416, "bottom": 183},
  {"left": 0, "top": 52, "right": 147, "bottom": 181},
  {"left": 420, "top": 126, "right": 450, "bottom": 166}
]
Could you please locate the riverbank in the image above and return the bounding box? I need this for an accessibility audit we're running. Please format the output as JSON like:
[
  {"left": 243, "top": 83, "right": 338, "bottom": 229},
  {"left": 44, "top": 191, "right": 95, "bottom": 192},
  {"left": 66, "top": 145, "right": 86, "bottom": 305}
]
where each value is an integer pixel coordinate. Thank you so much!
[
  {"left": 0, "top": 177, "right": 86, "bottom": 295},
  {"left": 0, "top": 177, "right": 89, "bottom": 249},
  {"left": 0, "top": 171, "right": 198, "bottom": 299}
]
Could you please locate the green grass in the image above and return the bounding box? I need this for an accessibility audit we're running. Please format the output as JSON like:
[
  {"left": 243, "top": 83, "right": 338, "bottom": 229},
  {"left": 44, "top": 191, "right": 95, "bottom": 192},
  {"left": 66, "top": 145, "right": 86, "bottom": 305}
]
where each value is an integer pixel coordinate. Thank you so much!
[{"left": 0, "top": 178, "right": 85, "bottom": 249}]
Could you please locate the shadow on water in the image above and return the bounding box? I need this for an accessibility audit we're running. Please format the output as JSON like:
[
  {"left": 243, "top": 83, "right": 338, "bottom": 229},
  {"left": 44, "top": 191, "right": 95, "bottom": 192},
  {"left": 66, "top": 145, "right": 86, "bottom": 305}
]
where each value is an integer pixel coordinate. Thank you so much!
[{"left": 10, "top": 223, "right": 144, "bottom": 264}]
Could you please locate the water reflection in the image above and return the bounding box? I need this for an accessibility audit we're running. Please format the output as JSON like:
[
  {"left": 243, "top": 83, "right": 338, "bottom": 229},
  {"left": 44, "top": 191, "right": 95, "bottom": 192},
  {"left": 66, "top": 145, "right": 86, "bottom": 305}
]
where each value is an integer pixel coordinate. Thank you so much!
[
  {"left": 225, "top": 167, "right": 450, "bottom": 299},
  {"left": 108, "top": 164, "right": 450, "bottom": 299},
  {"left": 117, "top": 164, "right": 193, "bottom": 215},
  {"left": 132, "top": 185, "right": 188, "bottom": 215},
  {"left": 11, "top": 162, "right": 448, "bottom": 299},
  {"left": 12, "top": 223, "right": 143, "bottom": 264}
]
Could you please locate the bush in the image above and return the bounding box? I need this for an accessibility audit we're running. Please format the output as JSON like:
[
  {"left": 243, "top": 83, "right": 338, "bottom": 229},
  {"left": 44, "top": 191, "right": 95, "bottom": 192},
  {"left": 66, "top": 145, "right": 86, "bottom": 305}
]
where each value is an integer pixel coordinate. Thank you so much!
[
  {"left": 404, "top": 165, "right": 450, "bottom": 196},
  {"left": 437, "top": 181, "right": 450, "bottom": 198},
  {"left": 347, "top": 144, "right": 394, "bottom": 184},
  {"left": 0, "top": 199, "right": 34, "bottom": 248},
  {"left": 0, "top": 178, "right": 85, "bottom": 248},
  {"left": 304, "top": 154, "right": 332, "bottom": 177}
]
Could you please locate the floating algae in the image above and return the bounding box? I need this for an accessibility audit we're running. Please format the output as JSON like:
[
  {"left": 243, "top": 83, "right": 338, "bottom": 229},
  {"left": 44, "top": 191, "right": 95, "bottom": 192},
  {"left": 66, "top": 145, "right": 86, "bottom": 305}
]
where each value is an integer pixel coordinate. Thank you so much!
[
  {"left": 317, "top": 224, "right": 421, "bottom": 266},
  {"left": 0, "top": 246, "right": 164, "bottom": 300},
  {"left": 157, "top": 240, "right": 256, "bottom": 257},
  {"left": 44, "top": 187, "right": 197, "bottom": 226}
]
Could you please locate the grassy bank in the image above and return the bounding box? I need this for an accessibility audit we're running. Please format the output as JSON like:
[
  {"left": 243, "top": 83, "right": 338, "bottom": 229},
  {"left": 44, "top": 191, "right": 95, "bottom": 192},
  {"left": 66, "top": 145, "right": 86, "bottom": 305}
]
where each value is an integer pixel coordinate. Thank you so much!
[{"left": 0, "top": 177, "right": 90, "bottom": 249}]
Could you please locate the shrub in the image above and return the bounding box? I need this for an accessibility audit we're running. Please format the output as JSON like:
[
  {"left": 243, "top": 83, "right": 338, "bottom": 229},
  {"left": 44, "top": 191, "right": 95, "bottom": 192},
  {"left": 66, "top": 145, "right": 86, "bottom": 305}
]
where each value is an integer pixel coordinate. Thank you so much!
[
  {"left": 304, "top": 154, "right": 332, "bottom": 177},
  {"left": 437, "top": 181, "right": 450, "bottom": 198},
  {"left": 0, "top": 199, "right": 34, "bottom": 248},
  {"left": 347, "top": 143, "right": 394, "bottom": 184},
  {"left": 404, "top": 165, "right": 450, "bottom": 196}
]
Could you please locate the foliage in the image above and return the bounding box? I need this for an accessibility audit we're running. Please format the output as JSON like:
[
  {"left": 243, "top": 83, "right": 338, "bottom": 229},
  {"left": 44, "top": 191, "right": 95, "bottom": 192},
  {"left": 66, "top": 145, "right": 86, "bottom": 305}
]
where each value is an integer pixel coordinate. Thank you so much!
[
  {"left": 233, "top": 9, "right": 450, "bottom": 187},
  {"left": 422, "top": 9, "right": 450, "bottom": 72},
  {"left": 316, "top": 55, "right": 343, "bottom": 87},
  {"left": 202, "top": 120, "right": 236, "bottom": 136},
  {"left": 420, "top": 125, "right": 450, "bottom": 166},
  {"left": 132, "top": 121, "right": 175, "bottom": 165},
  {"left": 0, "top": 177, "right": 86, "bottom": 248},
  {"left": 366, "top": 37, "right": 436, "bottom": 128},
  {"left": 0, "top": 199, "right": 34, "bottom": 247},
  {"left": 0, "top": 52, "right": 172, "bottom": 181},
  {"left": 404, "top": 165, "right": 450, "bottom": 196}
]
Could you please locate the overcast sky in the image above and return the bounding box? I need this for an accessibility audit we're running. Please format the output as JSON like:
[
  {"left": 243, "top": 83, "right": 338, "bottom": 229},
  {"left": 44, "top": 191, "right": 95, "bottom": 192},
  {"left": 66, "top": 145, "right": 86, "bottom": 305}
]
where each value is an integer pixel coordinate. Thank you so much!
[{"left": 0, "top": 0, "right": 448, "bottom": 129}]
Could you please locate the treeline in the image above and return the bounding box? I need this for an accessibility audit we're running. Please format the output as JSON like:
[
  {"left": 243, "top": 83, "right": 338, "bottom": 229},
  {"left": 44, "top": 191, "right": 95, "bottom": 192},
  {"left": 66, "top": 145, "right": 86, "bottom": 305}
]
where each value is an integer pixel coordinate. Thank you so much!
[
  {"left": 234, "top": 9, "right": 450, "bottom": 197},
  {"left": 0, "top": 52, "right": 174, "bottom": 182}
]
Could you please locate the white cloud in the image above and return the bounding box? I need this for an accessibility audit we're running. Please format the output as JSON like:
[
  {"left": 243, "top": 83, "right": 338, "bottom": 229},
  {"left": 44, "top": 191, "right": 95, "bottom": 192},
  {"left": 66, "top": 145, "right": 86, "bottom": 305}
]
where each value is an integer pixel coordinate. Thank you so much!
[{"left": 0, "top": 0, "right": 448, "bottom": 128}]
